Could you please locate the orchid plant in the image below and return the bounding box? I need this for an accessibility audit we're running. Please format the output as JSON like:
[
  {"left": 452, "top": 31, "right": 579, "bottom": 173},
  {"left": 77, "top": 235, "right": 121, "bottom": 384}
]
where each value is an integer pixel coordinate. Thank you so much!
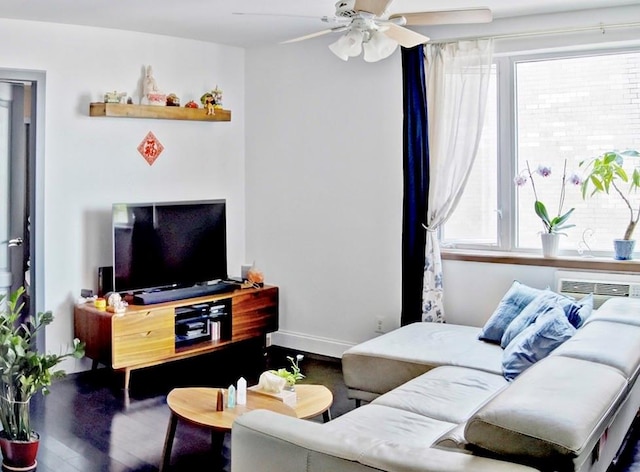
[{"left": 514, "top": 160, "right": 582, "bottom": 234}]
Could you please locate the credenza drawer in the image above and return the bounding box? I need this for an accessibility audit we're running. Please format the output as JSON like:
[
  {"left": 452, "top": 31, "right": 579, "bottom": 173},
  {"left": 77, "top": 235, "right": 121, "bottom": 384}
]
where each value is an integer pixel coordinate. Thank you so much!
[
  {"left": 112, "top": 308, "right": 174, "bottom": 335},
  {"left": 113, "top": 327, "right": 175, "bottom": 368}
]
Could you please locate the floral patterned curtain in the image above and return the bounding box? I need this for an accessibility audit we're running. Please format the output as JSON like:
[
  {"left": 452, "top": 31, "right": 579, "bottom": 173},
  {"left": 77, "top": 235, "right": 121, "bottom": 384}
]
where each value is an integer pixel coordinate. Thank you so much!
[{"left": 421, "top": 39, "right": 494, "bottom": 322}]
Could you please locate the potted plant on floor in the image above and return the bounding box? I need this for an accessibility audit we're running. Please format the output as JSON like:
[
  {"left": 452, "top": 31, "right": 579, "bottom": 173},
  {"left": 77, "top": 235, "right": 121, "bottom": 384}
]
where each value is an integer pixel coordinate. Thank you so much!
[
  {"left": 580, "top": 149, "right": 640, "bottom": 260},
  {"left": 0, "top": 287, "right": 84, "bottom": 471}
]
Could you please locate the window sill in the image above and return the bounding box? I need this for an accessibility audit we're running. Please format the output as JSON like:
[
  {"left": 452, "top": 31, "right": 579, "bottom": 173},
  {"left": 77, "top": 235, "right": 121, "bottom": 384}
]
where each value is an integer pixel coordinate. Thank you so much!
[{"left": 442, "top": 249, "right": 640, "bottom": 273}]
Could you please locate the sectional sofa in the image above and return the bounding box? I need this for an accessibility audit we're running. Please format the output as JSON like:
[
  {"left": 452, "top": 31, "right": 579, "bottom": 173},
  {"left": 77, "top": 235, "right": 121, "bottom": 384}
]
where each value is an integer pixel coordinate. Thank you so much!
[{"left": 231, "top": 291, "right": 640, "bottom": 472}]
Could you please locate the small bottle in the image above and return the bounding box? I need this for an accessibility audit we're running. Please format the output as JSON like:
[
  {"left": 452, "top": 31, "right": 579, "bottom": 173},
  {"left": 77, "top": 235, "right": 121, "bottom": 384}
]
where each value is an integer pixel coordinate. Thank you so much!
[
  {"left": 227, "top": 385, "right": 236, "bottom": 408},
  {"left": 237, "top": 377, "right": 247, "bottom": 405},
  {"left": 216, "top": 388, "right": 224, "bottom": 411}
]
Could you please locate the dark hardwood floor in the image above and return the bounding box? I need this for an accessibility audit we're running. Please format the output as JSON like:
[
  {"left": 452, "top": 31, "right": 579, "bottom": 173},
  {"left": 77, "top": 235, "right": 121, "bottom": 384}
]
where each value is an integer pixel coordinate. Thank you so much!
[{"left": 23, "top": 343, "right": 640, "bottom": 471}]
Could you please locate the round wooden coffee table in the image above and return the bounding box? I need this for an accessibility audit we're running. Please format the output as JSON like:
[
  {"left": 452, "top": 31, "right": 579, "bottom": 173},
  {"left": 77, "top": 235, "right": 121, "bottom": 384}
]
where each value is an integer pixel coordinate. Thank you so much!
[{"left": 160, "top": 384, "right": 332, "bottom": 471}]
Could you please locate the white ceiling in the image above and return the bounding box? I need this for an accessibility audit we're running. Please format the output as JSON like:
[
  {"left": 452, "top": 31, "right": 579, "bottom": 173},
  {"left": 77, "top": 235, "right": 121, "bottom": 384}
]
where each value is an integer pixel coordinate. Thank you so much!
[{"left": 0, "top": 0, "right": 637, "bottom": 48}]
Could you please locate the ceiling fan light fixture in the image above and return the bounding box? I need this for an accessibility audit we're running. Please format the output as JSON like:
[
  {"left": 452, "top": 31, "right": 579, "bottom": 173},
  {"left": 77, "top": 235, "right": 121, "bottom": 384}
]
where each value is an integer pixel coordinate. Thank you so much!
[
  {"left": 363, "top": 30, "right": 398, "bottom": 62},
  {"left": 329, "top": 29, "right": 364, "bottom": 60}
]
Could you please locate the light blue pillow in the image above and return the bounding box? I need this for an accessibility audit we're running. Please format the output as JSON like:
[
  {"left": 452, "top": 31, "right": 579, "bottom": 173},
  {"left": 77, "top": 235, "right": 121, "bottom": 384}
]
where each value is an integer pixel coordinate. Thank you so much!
[
  {"left": 502, "top": 307, "right": 576, "bottom": 381},
  {"left": 500, "top": 291, "right": 594, "bottom": 348},
  {"left": 478, "top": 281, "right": 545, "bottom": 344}
]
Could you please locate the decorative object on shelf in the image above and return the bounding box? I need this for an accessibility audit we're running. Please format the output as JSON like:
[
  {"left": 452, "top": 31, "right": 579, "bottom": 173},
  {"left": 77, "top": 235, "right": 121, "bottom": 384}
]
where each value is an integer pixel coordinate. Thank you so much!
[
  {"left": 247, "top": 265, "right": 264, "bottom": 287},
  {"left": 211, "top": 85, "right": 223, "bottom": 109},
  {"left": 166, "top": 93, "right": 180, "bottom": 107},
  {"left": 515, "top": 159, "right": 581, "bottom": 257},
  {"left": 93, "top": 297, "right": 106, "bottom": 310},
  {"left": 106, "top": 292, "right": 128, "bottom": 314},
  {"left": 0, "top": 287, "right": 84, "bottom": 472},
  {"left": 200, "top": 91, "right": 216, "bottom": 115},
  {"left": 104, "top": 91, "right": 127, "bottom": 104},
  {"left": 137, "top": 131, "right": 165, "bottom": 166},
  {"left": 577, "top": 228, "right": 595, "bottom": 258},
  {"left": 200, "top": 85, "right": 223, "bottom": 115},
  {"left": 142, "top": 65, "right": 166, "bottom": 106},
  {"left": 185, "top": 100, "right": 199, "bottom": 109},
  {"left": 271, "top": 355, "right": 305, "bottom": 391},
  {"left": 580, "top": 149, "right": 640, "bottom": 260}
]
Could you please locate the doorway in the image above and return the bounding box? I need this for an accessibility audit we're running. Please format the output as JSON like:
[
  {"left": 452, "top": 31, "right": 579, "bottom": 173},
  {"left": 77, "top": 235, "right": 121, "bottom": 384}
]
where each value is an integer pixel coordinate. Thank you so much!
[{"left": 0, "top": 69, "right": 45, "bottom": 351}]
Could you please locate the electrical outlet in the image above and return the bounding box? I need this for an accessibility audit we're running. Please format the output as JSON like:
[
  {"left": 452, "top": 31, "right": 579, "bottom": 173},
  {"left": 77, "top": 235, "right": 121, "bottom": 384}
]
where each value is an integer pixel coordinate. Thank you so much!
[{"left": 375, "top": 317, "right": 384, "bottom": 334}]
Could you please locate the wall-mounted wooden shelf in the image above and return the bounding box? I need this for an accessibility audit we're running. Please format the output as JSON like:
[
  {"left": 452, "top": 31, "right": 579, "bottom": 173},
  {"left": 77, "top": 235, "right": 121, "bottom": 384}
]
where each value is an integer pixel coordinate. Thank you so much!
[{"left": 89, "top": 102, "right": 231, "bottom": 122}]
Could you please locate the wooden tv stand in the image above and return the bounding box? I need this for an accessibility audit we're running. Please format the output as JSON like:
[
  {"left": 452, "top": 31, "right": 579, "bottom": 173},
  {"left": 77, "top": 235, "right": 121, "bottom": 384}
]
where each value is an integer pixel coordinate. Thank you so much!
[{"left": 74, "top": 285, "right": 278, "bottom": 390}]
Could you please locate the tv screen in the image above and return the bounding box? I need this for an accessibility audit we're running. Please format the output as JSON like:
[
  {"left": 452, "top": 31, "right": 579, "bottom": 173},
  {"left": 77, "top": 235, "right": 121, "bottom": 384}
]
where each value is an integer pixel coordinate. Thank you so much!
[{"left": 112, "top": 199, "right": 228, "bottom": 293}]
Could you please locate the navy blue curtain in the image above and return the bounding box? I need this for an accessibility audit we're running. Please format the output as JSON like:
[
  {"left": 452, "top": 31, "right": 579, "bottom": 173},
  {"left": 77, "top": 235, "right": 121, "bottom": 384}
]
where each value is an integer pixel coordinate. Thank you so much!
[{"left": 400, "top": 45, "right": 429, "bottom": 326}]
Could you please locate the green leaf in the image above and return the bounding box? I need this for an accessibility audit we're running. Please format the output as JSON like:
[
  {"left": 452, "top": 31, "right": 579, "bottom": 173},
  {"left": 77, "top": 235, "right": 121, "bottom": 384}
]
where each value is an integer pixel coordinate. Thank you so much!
[{"left": 534, "top": 201, "right": 551, "bottom": 225}]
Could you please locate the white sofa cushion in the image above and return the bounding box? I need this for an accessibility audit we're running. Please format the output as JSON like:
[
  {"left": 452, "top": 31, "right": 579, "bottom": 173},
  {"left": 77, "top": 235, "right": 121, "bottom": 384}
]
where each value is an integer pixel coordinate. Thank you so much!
[
  {"left": 465, "top": 356, "right": 626, "bottom": 466},
  {"left": 550, "top": 319, "right": 640, "bottom": 383},
  {"left": 372, "top": 366, "right": 507, "bottom": 424},
  {"left": 342, "top": 322, "right": 503, "bottom": 398},
  {"left": 324, "top": 403, "right": 456, "bottom": 448}
]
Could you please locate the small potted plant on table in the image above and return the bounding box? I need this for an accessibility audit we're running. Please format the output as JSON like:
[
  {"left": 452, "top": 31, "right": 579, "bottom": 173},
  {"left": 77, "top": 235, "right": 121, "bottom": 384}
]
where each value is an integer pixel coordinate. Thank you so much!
[
  {"left": 0, "top": 287, "right": 84, "bottom": 471},
  {"left": 580, "top": 149, "right": 640, "bottom": 260}
]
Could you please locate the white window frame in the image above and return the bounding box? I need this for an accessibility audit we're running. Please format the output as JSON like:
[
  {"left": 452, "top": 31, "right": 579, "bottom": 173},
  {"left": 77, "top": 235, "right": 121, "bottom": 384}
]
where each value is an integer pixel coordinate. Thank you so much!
[{"left": 443, "top": 45, "right": 640, "bottom": 258}]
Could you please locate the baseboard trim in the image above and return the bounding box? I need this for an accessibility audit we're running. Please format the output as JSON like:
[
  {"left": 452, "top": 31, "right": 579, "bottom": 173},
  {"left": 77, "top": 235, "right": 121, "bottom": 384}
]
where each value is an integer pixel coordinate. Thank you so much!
[{"left": 270, "top": 330, "right": 356, "bottom": 359}]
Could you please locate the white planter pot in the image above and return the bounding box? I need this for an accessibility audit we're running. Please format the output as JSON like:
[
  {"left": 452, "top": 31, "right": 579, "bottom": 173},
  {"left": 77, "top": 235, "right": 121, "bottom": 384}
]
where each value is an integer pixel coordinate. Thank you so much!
[{"left": 540, "top": 233, "right": 560, "bottom": 258}]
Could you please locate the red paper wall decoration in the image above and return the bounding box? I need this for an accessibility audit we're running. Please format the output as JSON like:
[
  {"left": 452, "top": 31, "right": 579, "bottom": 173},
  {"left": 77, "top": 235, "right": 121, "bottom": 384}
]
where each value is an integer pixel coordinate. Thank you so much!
[{"left": 137, "top": 131, "right": 164, "bottom": 166}]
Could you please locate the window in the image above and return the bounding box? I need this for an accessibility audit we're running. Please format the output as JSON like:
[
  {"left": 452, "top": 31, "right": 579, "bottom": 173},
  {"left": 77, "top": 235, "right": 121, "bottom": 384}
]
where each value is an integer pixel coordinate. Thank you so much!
[{"left": 444, "top": 48, "right": 640, "bottom": 256}]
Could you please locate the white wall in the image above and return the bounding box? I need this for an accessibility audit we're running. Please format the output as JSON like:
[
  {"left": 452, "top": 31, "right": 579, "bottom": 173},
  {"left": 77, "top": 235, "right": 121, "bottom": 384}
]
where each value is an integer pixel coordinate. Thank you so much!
[
  {"left": 245, "top": 5, "right": 640, "bottom": 358},
  {"left": 0, "top": 19, "right": 245, "bottom": 370}
]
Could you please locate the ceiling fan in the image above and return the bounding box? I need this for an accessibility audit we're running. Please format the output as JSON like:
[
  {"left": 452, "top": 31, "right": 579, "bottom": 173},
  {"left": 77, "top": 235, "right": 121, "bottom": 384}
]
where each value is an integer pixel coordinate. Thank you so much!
[{"left": 278, "top": 0, "right": 492, "bottom": 62}]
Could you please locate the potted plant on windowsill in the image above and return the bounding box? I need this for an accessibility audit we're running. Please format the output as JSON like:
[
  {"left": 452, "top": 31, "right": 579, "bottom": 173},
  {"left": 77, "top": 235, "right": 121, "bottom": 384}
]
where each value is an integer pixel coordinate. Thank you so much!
[
  {"left": 0, "top": 287, "right": 84, "bottom": 471},
  {"left": 514, "top": 160, "right": 580, "bottom": 257},
  {"left": 580, "top": 149, "right": 640, "bottom": 260}
]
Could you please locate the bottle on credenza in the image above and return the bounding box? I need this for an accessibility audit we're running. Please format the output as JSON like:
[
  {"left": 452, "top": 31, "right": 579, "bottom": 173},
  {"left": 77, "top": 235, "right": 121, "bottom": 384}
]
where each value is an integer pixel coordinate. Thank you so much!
[{"left": 237, "top": 377, "right": 247, "bottom": 405}]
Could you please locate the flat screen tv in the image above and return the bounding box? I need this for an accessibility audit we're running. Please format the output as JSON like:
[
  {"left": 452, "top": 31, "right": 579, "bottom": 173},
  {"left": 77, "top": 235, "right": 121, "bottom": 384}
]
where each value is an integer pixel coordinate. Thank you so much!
[{"left": 112, "top": 199, "right": 228, "bottom": 293}]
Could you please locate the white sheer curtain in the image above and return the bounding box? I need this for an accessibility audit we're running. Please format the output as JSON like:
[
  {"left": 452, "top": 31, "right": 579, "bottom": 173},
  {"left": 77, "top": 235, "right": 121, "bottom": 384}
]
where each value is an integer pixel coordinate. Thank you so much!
[{"left": 421, "top": 39, "right": 494, "bottom": 322}]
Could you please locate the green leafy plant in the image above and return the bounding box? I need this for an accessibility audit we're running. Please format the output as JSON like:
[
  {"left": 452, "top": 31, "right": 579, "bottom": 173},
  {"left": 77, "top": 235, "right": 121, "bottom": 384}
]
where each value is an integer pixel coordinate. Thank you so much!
[
  {"left": 0, "top": 287, "right": 84, "bottom": 441},
  {"left": 580, "top": 149, "right": 640, "bottom": 240},
  {"left": 514, "top": 160, "right": 580, "bottom": 234},
  {"left": 271, "top": 354, "right": 304, "bottom": 386}
]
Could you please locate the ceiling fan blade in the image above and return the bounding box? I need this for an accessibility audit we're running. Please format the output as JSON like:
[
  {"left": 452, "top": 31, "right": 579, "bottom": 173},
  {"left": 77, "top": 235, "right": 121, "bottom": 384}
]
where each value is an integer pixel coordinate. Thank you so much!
[
  {"left": 354, "top": 0, "right": 394, "bottom": 16},
  {"left": 281, "top": 27, "right": 345, "bottom": 44},
  {"left": 390, "top": 8, "right": 492, "bottom": 26},
  {"left": 382, "top": 23, "right": 429, "bottom": 48}
]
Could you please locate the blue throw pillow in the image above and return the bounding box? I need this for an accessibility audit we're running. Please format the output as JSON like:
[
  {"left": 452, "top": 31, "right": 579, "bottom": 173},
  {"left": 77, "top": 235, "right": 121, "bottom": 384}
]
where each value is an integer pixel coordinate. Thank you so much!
[
  {"left": 500, "top": 291, "right": 594, "bottom": 348},
  {"left": 566, "top": 293, "right": 594, "bottom": 328},
  {"left": 478, "top": 281, "right": 545, "bottom": 344},
  {"left": 502, "top": 307, "right": 576, "bottom": 381}
]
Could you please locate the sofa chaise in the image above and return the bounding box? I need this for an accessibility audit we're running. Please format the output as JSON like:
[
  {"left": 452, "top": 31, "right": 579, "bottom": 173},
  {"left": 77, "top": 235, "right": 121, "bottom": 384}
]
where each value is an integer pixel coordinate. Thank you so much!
[{"left": 231, "top": 291, "right": 640, "bottom": 472}]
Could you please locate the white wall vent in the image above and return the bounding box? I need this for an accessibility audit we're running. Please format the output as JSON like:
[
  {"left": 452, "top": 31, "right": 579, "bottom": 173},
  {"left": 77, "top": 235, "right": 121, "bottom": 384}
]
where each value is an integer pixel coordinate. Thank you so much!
[{"left": 555, "top": 270, "right": 640, "bottom": 309}]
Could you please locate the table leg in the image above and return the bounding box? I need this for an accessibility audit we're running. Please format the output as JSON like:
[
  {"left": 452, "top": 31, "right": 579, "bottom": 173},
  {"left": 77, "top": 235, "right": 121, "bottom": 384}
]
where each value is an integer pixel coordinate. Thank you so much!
[
  {"left": 160, "top": 413, "right": 178, "bottom": 472},
  {"left": 124, "top": 367, "right": 131, "bottom": 391},
  {"left": 323, "top": 409, "right": 332, "bottom": 423}
]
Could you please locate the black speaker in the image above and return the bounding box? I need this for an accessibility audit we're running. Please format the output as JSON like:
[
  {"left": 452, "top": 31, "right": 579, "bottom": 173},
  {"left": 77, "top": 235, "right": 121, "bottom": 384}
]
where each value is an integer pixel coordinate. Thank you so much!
[{"left": 98, "top": 266, "right": 113, "bottom": 297}]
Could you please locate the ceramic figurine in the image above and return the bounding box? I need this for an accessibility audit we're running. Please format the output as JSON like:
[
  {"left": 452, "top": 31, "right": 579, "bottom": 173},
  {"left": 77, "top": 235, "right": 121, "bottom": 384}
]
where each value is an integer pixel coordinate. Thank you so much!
[
  {"left": 200, "top": 91, "right": 216, "bottom": 115},
  {"left": 211, "top": 85, "right": 223, "bottom": 109},
  {"left": 142, "top": 65, "right": 166, "bottom": 106}
]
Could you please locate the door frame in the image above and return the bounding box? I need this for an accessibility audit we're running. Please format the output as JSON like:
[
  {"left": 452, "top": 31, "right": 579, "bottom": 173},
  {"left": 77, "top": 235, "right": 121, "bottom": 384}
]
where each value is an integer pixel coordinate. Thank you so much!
[{"left": 0, "top": 68, "right": 46, "bottom": 352}]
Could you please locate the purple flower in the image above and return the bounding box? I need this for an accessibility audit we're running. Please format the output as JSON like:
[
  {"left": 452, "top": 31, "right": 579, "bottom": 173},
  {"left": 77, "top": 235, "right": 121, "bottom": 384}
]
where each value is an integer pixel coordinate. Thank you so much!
[
  {"left": 536, "top": 165, "right": 552, "bottom": 177},
  {"left": 513, "top": 174, "right": 528, "bottom": 187},
  {"left": 568, "top": 173, "right": 582, "bottom": 186}
]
